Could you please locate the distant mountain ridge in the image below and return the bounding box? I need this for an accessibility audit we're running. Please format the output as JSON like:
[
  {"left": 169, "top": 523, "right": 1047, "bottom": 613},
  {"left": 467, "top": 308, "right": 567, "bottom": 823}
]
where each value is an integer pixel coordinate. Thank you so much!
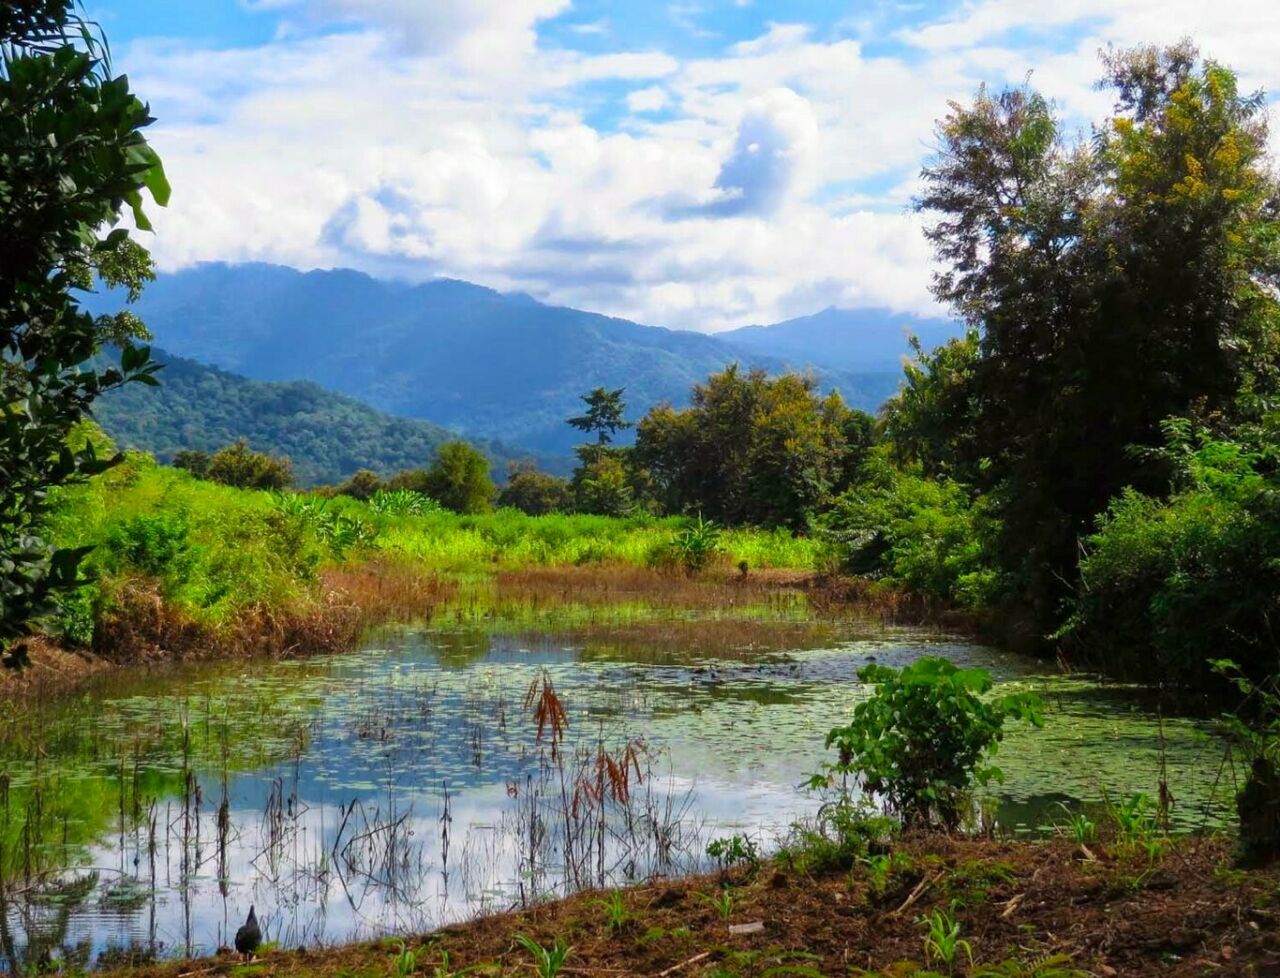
[
  {"left": 89, "top": 263, "right": 959, "bottom": 453},
  {"left": 94, "top": 348, "right": 540, "bottom": 485},
  {"left": 718, "top": 306, "right": 961, "bottom": 374}
]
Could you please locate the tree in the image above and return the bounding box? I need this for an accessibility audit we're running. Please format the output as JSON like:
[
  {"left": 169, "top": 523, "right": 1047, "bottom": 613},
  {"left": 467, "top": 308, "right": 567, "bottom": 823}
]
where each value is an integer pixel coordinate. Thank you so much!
[
  {"left": 1, "top": 1, "right": 168, "bottom": 666},
  {"left": 916, "top": 43, "right": 1280, "bottom": 639},
  {"left": 205, "top": 440, "right": 294, "bottom": 490},
  {"left": 498, "top": 462, "right": 573, "bottom": 515},
  {"left": 567, "top": 387, "right": 631, "bottom": 445},
  {"left": 633, "top": 366, "right": 857, "bottom": 528},
  {"left": 423, "top": 441, "right": 495, "bottom": 514},
  {"left": 573, "top": 452, "right": 635, "bottom": 516}
]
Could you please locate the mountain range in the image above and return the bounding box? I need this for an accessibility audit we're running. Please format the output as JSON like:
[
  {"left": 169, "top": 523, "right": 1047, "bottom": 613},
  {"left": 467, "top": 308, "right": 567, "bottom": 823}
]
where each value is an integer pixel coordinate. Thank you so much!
[{"left": 90, "top": 263, "right": 958, "bottom": 455}]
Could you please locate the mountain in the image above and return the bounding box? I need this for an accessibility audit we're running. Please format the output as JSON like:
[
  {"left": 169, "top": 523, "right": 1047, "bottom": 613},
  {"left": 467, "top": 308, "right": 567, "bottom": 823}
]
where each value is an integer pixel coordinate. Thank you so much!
[
  {"left": 94, "top": 348, "right": 538, "bottom": 485},
  {"left": 717, "top": 306, "right": 961, "bottom": 374},
  {"left": 88, "top": 263, "right": 942, "bottom": 454}
]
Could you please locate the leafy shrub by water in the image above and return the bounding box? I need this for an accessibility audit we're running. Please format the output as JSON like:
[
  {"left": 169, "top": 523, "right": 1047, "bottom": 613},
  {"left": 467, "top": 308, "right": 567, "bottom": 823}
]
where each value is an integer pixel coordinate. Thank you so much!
[{"left": 813, "top": 658, "right": 1042, "bottom": 829}]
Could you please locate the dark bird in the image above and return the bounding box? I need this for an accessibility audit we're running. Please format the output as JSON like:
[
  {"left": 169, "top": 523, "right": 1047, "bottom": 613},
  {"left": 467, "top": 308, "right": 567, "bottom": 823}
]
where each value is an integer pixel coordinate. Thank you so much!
[{"left": 234, "top": 905, "right": 262, "bottom": 960}]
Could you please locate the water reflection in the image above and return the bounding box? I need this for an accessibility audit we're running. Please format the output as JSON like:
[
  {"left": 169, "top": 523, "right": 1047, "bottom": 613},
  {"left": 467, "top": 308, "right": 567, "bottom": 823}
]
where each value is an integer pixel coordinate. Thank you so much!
[{"left": 0, "top": 605, "right": 1232, "bottom": 971}]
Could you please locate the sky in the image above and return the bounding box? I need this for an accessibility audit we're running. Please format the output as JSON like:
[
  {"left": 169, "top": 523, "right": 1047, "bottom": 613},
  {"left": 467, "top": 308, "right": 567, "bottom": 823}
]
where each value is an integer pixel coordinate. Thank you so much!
[{"left": 88, "top": 0, "right": 1280, "bottom": 331}]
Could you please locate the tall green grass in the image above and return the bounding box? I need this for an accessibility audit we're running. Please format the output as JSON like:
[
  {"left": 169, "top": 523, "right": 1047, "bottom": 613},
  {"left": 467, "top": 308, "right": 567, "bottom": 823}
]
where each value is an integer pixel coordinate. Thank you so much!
[{"left": 44, "top": 452, "right": 819, "bottom": 647}]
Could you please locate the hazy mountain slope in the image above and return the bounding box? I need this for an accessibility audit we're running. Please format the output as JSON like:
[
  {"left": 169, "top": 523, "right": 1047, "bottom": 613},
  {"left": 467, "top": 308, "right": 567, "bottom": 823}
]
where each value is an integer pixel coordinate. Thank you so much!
[
  {"left": 717, "top": 306, "right": 961, "bottom": 374},
  {"left": 94, "top": 348, "right": 535, "bottom": 485},
  {"left": 90, "top": 263, "right": 908, "bottom": 453}
]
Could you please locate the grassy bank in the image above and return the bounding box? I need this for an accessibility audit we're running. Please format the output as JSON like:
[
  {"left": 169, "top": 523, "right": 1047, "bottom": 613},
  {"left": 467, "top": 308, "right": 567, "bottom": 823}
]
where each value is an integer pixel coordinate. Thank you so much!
[
  {"left": 3, "top": 451, "right": 825, "bottom": 693},
  {"left": 100, "top": 832, "right": 1278, "bottom": 978}
]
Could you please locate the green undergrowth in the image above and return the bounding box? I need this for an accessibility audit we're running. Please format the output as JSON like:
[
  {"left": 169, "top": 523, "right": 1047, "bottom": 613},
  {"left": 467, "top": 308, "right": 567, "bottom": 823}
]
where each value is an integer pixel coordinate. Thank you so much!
[{"left": 40, "top": 451, "right": 818, "bottom": 650}]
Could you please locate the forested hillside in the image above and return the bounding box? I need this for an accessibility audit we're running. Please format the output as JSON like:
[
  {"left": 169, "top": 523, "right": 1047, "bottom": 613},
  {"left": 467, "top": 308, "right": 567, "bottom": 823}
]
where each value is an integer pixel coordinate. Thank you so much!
[
  {"left": 85, "top": 265, "right": 911, "bottom": 453},
  {"left": 94, "top": 349, "right": 532, "bottom": 484}
]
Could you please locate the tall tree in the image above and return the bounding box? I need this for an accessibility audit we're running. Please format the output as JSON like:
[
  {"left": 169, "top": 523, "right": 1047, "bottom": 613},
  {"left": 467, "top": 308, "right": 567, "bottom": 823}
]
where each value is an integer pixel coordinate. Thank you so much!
[
  {"left": 567, "top": 387, "right": 631, "bottom": 445},
  {"left": 1, "top": 0, "right": 168, "bottom": 666},
  {"left": 423, "top": 441, "right": 495, "bottom": 514},
  {"left": 634, "top": 366, "right": 859, "bottom": 529},
  {"left": 917, "top": 42, "right": 1280, "bottom": 638}
]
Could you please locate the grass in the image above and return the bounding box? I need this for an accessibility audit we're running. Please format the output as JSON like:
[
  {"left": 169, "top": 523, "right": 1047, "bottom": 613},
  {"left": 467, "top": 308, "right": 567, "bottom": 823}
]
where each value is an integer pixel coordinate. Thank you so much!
[{"left": 14, "top": 452, "right": 823, "bottom": 683}]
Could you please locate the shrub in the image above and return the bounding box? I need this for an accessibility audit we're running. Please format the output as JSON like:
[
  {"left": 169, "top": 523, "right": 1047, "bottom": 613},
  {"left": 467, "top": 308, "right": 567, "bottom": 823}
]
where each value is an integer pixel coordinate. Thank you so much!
[
  {"left": 422, "top": 441, "right": 495, "bottom": 514},
  {"left": 102, "top": 513, "right": 197, "bottom": 581},
  {"left": 814, "top": 657, "right": 1042, "bottom": 829},
  {"left": 205, "top": 439, "right": 294, "bottom": 490},
  {"left": 1067, "top": 428, "right": 1280, "bottom": 684},
  {"left": 818, "top": 450, "right": 1000, "bottom": 607},
  {"left": 1213, "top": 659, "right": 1280, "bottom": 867},
  {"left": 335, "top": 469, "right": 384, "bottom": 501}
]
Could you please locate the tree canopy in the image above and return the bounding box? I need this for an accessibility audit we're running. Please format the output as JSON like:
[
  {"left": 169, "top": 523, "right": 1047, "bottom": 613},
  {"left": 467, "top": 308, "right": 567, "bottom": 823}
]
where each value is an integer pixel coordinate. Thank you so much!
[{"left": 1, "top": 0, "right": 167, "bottom": 664}]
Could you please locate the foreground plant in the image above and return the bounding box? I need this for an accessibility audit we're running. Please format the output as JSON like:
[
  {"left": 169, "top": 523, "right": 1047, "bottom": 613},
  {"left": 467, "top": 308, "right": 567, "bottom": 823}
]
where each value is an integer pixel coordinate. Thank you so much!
[
  {"left": 814, "top": 657, "right": 1042, "bottom": 828},
  {"left": 920, "top": 904, "right": 972, "bottom": 974},
  {"left": 1213, "top": 659, "right": 1280, "bottom": 866},
  {"left": 1, "top": 0, "right": 168, "bottom": 666},
  {"left": 513, "top": 935, "right": 570, "bottom": 978}
]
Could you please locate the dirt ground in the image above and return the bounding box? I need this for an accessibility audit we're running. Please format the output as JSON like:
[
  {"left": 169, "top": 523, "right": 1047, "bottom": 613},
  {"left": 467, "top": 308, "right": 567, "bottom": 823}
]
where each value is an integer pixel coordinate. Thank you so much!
[{"left": 107, "top": 835, "right": 1280, "bottom": 978}]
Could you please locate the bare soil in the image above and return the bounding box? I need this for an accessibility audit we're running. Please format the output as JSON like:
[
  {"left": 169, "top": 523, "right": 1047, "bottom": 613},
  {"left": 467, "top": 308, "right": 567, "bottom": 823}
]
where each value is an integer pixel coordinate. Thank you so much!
[{"left": 106, "top": 836, "right": 1280, "bottom": 978}]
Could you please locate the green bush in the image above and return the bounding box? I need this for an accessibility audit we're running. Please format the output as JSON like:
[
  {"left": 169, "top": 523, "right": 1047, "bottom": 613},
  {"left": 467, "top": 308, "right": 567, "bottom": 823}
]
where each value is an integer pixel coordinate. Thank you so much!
[
  {"left": 204, "top": 439, "right": 294, "bottom": 490},
  {"left": 818, "top": 450, "right": 1000, "bottom": 607},
  {"left": 1066, "top": 427, "right": 1280, "bottom": 684},
  {"left": 814, "top": 657, "right": 1042, "bottom": 829},
  {"left": 102, "top": 513, "right": 197, "bottom": 581},
  {"left": 497, "top": 464, "right": 574, "bottom": 516}
]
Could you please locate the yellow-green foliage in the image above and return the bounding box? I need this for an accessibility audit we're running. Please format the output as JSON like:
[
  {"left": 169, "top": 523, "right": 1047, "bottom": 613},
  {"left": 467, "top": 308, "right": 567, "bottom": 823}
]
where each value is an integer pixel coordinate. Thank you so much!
[
  {"left": 47, "top": 452, "right": 327, "bottom": 636},
  {"left": 45, "top": 453, "right": 818, "bottom": 643}
]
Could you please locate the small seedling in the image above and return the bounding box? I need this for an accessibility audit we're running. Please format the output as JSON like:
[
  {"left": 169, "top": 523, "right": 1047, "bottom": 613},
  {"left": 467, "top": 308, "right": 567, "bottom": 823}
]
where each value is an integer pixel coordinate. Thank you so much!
[
  {"left": 513, "top": 935, "right": 571, "bottom": 978},
  {"left": 1054, "top": 804, "right": 1096, "bottom": 844},
  {"left": 393, "top": 942, "right": 418, "bottom": 978},
  {"left": 597, "top": 889, "right": 629, "bottom": 935},
  {"left": 699, "top": 886, "right": 735, "bottom": 921},
  {"left": 920, "top": 904, "right": 973, "bottom": 974}
]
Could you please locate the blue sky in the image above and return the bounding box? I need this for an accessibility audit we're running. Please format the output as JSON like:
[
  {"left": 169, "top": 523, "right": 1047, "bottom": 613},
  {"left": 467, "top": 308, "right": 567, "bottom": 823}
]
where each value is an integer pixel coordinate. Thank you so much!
[{"left": 86, "top": 0, "right": 1278, "bottom": 330}]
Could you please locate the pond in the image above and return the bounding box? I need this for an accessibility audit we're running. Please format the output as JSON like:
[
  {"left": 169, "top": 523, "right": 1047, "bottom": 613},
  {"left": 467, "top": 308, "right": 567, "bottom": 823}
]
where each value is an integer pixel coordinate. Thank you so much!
[{"left": 0, "top": 585, "right": 1234, "bottom": 972}]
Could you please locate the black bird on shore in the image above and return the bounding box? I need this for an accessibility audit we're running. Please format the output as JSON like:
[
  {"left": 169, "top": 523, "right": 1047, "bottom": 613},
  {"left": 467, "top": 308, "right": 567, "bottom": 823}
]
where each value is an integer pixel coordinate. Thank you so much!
[{"left": 235, "top": 905, "right": 262, "bottom": 960}]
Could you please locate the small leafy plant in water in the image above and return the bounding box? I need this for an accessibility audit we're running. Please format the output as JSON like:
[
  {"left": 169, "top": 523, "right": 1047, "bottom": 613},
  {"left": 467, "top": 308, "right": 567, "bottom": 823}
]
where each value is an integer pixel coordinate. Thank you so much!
[
  {"left": 513, "top": 935, "right": 571, "bottom": 978},
  {"left": 813, "top": 657, "right": 1043, "bottom": 829}
]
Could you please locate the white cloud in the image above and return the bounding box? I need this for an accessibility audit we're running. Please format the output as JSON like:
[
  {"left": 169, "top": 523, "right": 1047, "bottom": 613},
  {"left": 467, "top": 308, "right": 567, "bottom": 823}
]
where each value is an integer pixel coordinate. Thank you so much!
[
  {"left": 627, "top": 85, "right": 669, "bottom": 113},
  {"left": 122, "top": 1, "right": 1279, "bottom": 332}
]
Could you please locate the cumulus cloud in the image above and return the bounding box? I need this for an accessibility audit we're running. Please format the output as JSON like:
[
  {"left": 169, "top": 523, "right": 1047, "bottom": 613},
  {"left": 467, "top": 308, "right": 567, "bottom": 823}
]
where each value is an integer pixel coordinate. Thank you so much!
[
  {"left": 118, "top": 0, "right": 1279, "bottom": 331},
  {"left": 626, "top": 85, "right": 669, "bottom": 113},
  {"left": 703, "top": 88, "right": 819, "bottom": 217}
]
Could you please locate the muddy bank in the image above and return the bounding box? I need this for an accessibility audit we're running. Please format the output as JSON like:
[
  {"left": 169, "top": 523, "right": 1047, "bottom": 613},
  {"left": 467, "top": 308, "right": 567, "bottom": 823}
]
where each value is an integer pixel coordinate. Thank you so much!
[{"left": 99, "top": 835, "right": 1278, "bottom": 978}]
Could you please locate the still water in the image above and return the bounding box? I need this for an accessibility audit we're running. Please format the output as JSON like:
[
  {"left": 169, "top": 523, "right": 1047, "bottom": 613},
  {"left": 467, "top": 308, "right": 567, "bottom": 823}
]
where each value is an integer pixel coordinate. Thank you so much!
[{"left": 0, "top": 595, "right": 1232, "bottom": 971}]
